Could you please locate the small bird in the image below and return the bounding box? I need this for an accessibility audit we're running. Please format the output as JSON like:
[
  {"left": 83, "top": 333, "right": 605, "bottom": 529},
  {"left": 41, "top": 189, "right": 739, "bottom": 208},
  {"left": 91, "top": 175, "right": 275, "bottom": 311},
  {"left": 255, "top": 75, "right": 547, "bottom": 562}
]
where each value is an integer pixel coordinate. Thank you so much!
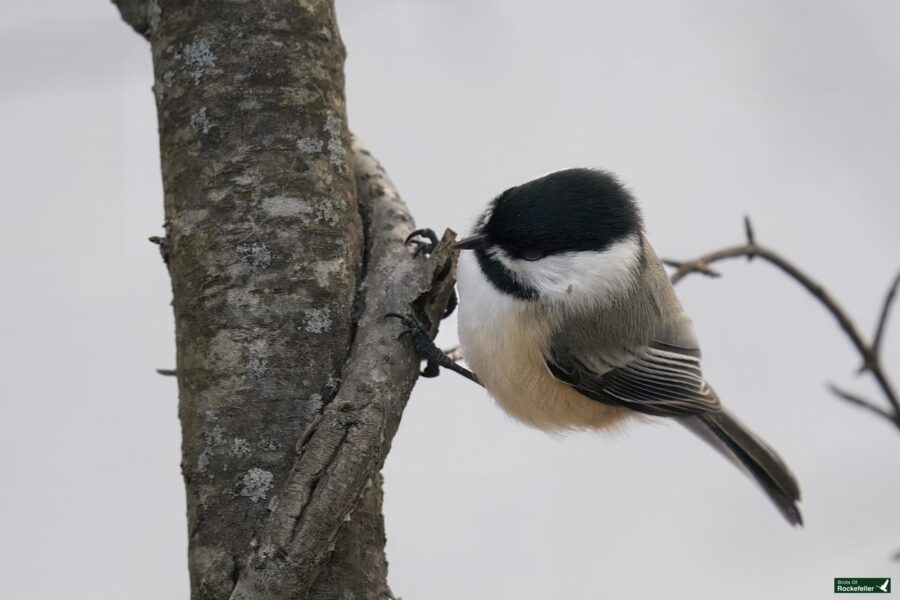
[{"left": 452, "top": 168, "right": 802, "bottom": 525}]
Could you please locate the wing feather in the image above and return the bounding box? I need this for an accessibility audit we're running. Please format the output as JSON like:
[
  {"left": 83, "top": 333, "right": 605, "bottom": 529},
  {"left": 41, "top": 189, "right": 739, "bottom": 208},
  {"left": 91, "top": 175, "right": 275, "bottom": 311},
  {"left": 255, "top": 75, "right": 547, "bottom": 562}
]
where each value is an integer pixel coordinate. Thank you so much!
[{"left": 546, "top": 330, "right": 720, "bottom": 417}]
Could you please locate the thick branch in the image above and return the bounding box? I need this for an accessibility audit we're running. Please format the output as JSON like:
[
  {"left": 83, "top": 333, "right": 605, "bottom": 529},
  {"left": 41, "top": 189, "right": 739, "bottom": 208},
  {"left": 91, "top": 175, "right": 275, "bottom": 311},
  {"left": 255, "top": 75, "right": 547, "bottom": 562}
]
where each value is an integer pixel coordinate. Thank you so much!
[
  {"left": 230, "top": 143, "right": 458, "bottom": 599},
  {"left": 665, "top": 217, "right": 900, "bottom": 428}
]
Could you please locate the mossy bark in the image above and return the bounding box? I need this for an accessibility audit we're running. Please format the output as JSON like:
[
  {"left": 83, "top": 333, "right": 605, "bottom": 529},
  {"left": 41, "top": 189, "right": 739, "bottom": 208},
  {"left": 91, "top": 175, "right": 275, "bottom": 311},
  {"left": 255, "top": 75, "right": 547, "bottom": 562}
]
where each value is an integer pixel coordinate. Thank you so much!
[{"left": 114, "top": 1, "right": 391, "bottom": 597}]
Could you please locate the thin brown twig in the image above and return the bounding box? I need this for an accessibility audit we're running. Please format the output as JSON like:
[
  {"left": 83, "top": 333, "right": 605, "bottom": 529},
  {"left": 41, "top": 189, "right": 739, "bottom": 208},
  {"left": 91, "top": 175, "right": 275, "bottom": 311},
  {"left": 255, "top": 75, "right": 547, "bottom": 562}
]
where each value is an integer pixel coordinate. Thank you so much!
[
  {"left": 828, "top": 384, "right": 895, "bottom": 423},
  {"left": 870, "top": 269, "right": 900, "bottom": 367},
  {"left": 662, "top": 258, "right": 721, "bottom": 278},
  {"left": 665, "top": 216, "right": 899, "bottom": 429}
]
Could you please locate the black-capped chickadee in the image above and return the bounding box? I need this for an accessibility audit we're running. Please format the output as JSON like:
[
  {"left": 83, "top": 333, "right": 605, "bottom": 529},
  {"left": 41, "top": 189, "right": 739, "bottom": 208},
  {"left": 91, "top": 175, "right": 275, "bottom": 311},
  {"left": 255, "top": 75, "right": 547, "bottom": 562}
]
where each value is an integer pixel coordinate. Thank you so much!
[{"left": 453, "top": 168, "right": 802, "bottom": 525}]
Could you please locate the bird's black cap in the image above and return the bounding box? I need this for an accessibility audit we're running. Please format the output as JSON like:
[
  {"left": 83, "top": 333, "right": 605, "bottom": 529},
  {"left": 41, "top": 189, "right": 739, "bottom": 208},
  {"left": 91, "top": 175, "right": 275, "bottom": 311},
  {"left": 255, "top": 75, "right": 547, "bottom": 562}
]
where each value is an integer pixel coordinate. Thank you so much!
[{"left": 479, "top": 168, "right": 643, "bottom": 260}]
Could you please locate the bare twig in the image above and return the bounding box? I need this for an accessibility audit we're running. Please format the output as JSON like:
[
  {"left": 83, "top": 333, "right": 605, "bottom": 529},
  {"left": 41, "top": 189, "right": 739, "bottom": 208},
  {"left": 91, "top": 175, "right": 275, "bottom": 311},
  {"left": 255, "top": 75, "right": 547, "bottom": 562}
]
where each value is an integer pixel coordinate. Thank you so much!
[
  {"left": 229, "top": 142, "right": 458, "bottom": 599},
  {"left": 827, "top": 384, "right": 895, "bottom": 423},
  {"left": 743, "top": 215, "right": 756, "bottom": 248},
  {"left": 870, "top": 270, "right": 900, "bottom": 369},
  {"left": 147, "top": 235, "right": 170, "bottom": 265},
  {"left": 662, "top": 258, "right": 720, "bottom": 278},
  {"left": 665, "top": 217, "right": 899, "bottom": 429}
]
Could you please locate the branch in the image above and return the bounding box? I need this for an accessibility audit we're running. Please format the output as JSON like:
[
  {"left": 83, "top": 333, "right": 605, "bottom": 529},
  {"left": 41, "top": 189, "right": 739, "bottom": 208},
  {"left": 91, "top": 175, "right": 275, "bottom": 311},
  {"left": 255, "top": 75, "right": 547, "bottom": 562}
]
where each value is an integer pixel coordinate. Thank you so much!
[
  {"left": 111, "top": 0, "right": 153, "bottom": 39},
  {"left": 871, "top": 269, "right": 900, "bottom": 368},
  {"left": 665, "top": 217, "right": 900, "bottom": 429},
  {"left": 827, "top": 384, "right": 895, "bottom": 423},
  {"left": 230, "top": 142, "right": 458, "bottom": 599}
]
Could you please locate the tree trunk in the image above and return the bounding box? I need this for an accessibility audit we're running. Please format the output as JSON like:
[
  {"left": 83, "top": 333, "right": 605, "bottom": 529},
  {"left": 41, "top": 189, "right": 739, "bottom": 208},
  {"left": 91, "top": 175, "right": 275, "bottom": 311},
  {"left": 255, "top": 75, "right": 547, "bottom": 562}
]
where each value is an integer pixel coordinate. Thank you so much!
[{"left": 112, "top": 1, "right": 457, "bottom": 598}]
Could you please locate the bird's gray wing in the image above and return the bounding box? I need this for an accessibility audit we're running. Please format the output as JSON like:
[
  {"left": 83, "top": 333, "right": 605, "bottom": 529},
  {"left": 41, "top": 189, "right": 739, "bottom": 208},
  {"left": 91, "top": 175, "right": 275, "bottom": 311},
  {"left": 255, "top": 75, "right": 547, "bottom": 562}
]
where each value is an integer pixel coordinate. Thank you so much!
[
  {"left": 545, "top": 317, "right": 721, "bottom": 417},
  {"left": 545, "top": 313, "right": 804, "bottom": 525}
]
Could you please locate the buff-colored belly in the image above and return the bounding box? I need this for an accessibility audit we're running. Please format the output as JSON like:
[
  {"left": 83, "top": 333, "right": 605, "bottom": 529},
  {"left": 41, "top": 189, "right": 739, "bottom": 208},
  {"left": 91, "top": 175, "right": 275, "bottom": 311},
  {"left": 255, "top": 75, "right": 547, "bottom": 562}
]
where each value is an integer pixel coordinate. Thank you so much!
[{"left": 456, "top": 264, "right": 629, "bottom": 432}]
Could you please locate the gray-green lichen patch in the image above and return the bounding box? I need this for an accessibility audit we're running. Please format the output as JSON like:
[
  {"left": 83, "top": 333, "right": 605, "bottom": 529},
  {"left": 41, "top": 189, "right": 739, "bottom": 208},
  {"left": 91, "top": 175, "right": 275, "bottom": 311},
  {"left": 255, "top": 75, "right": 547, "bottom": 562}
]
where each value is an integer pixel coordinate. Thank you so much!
[
  {"left": 231, "top": 172, "right": 261, "bottom": 187},
  {"left": 258, "top": 194, "right": 343, "bottom": 227},
  {"left": 247, "top": 339, "right": 269, "bottom": 379},
  {"left": 301, "top": 308, "right": 332, "bottom": 333},
  {"left": 154, "top": 70, "right": 176, "bottom": 102},
  {"left": 285, "top": 87, "right": 321, "bottom": 106},
  {"left": 147, "top": 0, "right": 161, "bottom": 35},
  {"left": 239, "top": 468, "right": 274, "bottom": 503},
  {"left": 183, "top": 38, "right": 217, "bottom": 83},
  {"left": 208, "top": 330, "right": 253, "bottom": 375},
  {"left": 174, "top": 208, "right": 209, "bottom": 236},
  {"left": 247, "top": 354, "right": 268, "bottom": 379},
  {"left": 190, "top": 107, "right": 211, "bottom": 134},
  {"left": 261, "top": 195, "right": 314, "bottom": 218},
  {"left": 207, "top": 189, "right": 228, "bottom": 203},
  {"left": 258, "top": 438, "right": 279, "bottom": 452},
  {"left": 207, "top": 424, "right": 226, "bottom": 446},
  {"left": 230, "top": 438, "right": 252, "bottom": 459},
  {"left": 197, "top": 421, "right": 227, "bottom": 474},
  {"left": 197, "top": 449, "right": 211, "bottom": 473},
  {"left": 314, "top": 197, "right": 342, "bottom": 226},
  {"left": 299, "top": 0, "right": 323, "bottom": 10},
  {"left": 311, "top": 257, "right": 345, "bottom": 288},
  {"left": 324, "top": 112, "right": 347, "bottom": 173},
  {"left": 237, "top": 242, "right": 272, "bottom": 271},
  {"left": 296, "top": 137, "right": 324, "bottom": 156}
]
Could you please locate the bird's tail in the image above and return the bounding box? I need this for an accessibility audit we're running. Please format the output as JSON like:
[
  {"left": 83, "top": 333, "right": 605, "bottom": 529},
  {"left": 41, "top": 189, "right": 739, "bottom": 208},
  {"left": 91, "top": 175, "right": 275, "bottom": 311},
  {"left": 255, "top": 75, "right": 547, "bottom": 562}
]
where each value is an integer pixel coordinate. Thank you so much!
[{"left": 678, "top": 410, "right": 802, "bottom": 526}]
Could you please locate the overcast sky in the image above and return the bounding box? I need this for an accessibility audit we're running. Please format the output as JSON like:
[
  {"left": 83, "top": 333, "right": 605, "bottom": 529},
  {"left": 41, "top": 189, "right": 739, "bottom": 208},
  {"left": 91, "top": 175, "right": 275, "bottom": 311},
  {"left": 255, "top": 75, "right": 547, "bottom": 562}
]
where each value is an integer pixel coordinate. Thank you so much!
[{"left": 1, "top": 1, "right": 898, "bottom": 599}]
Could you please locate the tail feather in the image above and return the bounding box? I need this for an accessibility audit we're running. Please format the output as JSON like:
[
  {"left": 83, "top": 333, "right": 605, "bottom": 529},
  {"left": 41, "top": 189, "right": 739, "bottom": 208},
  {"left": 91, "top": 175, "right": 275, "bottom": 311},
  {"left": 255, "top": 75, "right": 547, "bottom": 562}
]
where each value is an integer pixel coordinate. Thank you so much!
[{"left": 679, "top": 410, "right": 803, "bottom": 526}]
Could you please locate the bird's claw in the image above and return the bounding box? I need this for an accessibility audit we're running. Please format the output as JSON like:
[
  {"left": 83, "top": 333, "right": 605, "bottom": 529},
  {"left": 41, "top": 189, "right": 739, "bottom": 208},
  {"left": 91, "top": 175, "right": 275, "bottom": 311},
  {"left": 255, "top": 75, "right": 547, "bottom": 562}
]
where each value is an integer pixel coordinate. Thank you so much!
[
  {"left": 385, "top": 312, "right": 423, "bottom": 337},
  {"left": 384, "top": 312, "right": 441, "bottom": 377},
  {"left": 421, "top": 362, "right": 441, "bottom": 378},
  {"left": 384, "top": 312, "right": 481, "bottom": 384},
  {"left": 405, "top": 228, "right": 439, "bottom": 257}
]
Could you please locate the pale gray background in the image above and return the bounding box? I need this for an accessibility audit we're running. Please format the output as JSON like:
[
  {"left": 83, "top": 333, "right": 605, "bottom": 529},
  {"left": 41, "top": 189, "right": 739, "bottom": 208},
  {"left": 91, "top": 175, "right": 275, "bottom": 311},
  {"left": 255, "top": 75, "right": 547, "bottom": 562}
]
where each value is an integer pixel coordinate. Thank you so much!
[{"left": 1, "top": 1, "right": 898, "bottom": 599}]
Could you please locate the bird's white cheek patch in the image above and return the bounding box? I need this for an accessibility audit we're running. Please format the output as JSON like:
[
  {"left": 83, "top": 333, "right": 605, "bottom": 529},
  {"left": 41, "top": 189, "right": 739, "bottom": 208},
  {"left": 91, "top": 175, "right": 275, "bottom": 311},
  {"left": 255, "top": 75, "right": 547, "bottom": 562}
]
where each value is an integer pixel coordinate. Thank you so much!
[{"left": 504, "top": 235, "right": 641, "bottom": 306}]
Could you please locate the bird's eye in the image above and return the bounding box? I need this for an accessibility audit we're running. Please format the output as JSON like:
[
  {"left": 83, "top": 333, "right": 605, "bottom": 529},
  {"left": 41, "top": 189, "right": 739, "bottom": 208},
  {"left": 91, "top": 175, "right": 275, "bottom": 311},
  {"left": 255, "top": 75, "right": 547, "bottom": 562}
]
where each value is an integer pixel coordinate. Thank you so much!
[{"left": 521, "top": 250, "right": 544, "bottom": 262}]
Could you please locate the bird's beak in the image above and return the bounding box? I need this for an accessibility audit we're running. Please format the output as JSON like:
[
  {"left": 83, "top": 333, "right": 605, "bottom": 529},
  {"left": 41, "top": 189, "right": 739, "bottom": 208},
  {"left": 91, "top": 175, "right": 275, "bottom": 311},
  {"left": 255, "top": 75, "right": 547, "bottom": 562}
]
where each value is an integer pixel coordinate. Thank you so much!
[{"left": 453, "top": 234, "right": 487, "bottom": 250}]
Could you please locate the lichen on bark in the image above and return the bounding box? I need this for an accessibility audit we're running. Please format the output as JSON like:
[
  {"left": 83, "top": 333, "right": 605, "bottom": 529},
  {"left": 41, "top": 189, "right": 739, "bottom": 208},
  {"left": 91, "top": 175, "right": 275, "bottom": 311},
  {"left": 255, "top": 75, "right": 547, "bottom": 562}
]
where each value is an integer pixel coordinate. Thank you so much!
[{"left": 125, "top": 0, "right": 371, "bottom": 597}]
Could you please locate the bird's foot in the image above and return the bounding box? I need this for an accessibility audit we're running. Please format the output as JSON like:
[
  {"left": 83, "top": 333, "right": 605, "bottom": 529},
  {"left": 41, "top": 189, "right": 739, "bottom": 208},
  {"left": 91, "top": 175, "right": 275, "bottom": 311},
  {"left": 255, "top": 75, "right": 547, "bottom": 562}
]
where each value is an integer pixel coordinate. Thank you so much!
[{"left": 384, "top": 313, "right": 480, "bottom": 384}]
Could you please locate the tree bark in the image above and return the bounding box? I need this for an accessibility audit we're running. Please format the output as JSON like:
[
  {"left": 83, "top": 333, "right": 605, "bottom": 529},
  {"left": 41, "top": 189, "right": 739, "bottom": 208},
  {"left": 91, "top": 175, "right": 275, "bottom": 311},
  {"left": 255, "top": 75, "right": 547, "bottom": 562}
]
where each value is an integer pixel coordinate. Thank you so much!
[{"left": 112, "top": 1, "right": 455, "bottom": 598}]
